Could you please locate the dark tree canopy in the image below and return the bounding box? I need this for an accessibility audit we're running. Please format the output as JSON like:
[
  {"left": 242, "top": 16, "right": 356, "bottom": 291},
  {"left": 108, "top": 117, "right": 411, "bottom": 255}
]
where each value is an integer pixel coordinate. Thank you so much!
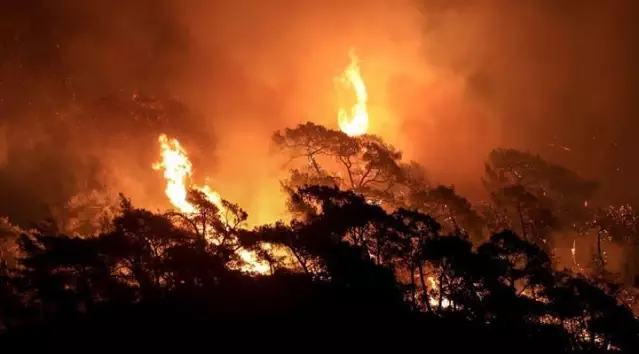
[
  {"left": 0, "top": 183, "right": 637, "bottom": 351},
  {"left": 0, "top": 123, "right": 637, "bottom": 352}
]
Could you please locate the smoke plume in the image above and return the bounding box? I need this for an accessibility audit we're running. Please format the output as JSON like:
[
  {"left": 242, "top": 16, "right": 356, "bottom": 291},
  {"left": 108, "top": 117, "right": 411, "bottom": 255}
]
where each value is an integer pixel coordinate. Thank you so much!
[{"left": 0, "top": 0, "right": 637, "bottom": 225}]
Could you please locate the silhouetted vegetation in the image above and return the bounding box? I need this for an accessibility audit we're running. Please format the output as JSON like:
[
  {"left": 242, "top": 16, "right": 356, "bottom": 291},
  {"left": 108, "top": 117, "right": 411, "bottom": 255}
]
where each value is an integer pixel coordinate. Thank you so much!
[{"left": 0, "top": 124, "right": 637, "bottom": 351}]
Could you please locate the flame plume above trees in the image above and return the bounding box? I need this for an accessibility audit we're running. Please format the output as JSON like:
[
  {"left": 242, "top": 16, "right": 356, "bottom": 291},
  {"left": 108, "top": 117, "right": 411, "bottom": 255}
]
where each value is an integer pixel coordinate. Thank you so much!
[
  {"left": 152, "top": 134, "right": 269, "bottom": 274},
  {"left": 152, "top": 134, "right": 223, "bottom": 214},
  {"left": 336, "top": 49, "right": 369, "bottom": 137}
]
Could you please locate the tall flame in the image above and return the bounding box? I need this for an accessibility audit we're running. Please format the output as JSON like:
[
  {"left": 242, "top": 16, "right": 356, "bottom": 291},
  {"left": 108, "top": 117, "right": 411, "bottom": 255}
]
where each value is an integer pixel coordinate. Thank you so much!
[
  {"left": 336, "top": 49, "right": 369, "bottom": 136},
  {"left": 153, "top": 134, "right": 268, "bottom": 274}
]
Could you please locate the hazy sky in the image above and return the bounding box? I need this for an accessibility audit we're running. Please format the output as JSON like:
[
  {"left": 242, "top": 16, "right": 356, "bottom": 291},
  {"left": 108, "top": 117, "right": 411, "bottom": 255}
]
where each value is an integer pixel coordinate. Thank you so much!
[{"left": 0, "top": 0, "right": 637, "bottom": 224}]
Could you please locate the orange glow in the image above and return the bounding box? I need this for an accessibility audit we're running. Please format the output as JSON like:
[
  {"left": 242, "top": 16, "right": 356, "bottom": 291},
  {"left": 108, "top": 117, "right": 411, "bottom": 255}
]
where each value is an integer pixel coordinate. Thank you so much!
[
  {"left": 152, "top": 135, "right": 223, "bottom": 213},
  {"left": 153, "top": 134, "right": 269, "bottom": 274},
  {"left": 427, "top": 276, "right": 451, "bottom": 309},
  {"left": 336, "top": 49, "right": 369, "bottom": 136}
]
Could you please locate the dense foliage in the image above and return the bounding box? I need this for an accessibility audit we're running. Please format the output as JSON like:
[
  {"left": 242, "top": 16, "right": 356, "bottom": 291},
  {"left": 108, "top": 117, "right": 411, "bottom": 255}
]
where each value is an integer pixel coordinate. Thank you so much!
[{"left": 0, "top": 123, "right": 638, "bottom": 351}]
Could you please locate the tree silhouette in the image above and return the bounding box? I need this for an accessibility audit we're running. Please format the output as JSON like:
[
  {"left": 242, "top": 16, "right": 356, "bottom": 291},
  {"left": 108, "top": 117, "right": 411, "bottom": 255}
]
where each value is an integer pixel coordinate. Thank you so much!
[
  {"left": 273, "top": 122, "right": 410, "bottom": 208},
  {"left": 0, "top": 125, "right": 637, "bottom": 351},
  {"left": 409, "top": 185, "right": 485, "bottom": 242},
  {"left": 0, "top": 184, "right": 636, "bottom": 351},
  {"left": 483, "top": 149, "right": 596, "bottom": 236},
  {"left": 590, "top": 205, "right": 639, "bottom": 285}
]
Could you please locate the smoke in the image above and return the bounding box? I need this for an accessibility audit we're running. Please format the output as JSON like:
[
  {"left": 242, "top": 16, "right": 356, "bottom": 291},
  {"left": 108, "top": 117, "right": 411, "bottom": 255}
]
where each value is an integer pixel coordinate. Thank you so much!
[
  {"left": 173, "top": 0, "right": 638, "bottom": 204},
  {"left": 0, "top": 0, "right": 637, "bottom": 226},
  {"left": 413, "top": 0, "right": 639, "bottom": 201}
]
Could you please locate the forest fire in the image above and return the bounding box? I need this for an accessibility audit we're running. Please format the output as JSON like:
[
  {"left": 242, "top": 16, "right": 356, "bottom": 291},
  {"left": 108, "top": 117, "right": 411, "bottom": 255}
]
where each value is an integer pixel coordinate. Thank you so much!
[
  {"left": 152, "top": 134, "right": 269, "bottom": 274},
  {"left": 336, "top": 49, "right": 369, "bottom": 136},
  {"left": 152, "top": 134, "right": 223, "bottom": 214},
  {"left": 3, "top": 2, "right": 639, "bottom": 349},
  {"left": 427, "top": 276, "right": 451, "bottom": 309},
  {"left": 150, "top": 49, "right": 373, "bottom": 273}
]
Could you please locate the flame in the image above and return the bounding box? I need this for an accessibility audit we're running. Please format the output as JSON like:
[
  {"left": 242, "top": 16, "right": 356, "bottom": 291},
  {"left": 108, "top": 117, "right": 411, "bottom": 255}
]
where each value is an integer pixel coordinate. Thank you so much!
[
  {"left": 336, "top": 49, "right": 369, "bottom": 136},
  {"left": 427, "top": 276, "right": 451, "bottom": 309},
  {"left": 153, "top": 135, "right": 201, "bottom": 213},
  {"left": 153, "top": 134, "right": 269, "bottom": 274}
]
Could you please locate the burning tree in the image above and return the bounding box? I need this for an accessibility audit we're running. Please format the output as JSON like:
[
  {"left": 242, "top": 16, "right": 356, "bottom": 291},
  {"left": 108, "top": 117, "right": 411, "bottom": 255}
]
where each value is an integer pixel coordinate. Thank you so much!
[
  {"left": 152, "top": 134, "right": 269, "bottom": 274},
  {"left": 1, "top": 174, "right": 638, "bottom": 351},
  {"left": 273, "top": 122, "right": 487, "bottom": 241}
]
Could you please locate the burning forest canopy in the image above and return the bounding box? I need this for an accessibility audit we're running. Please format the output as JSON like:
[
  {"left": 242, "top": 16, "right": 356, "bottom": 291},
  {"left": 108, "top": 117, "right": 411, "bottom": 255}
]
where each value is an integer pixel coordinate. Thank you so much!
[
  {"left": 1, "top": 0, "right": 639, "bottom": 349},
  {"left": 1, "top": 1, "right": 639, "bottom": 218}
]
